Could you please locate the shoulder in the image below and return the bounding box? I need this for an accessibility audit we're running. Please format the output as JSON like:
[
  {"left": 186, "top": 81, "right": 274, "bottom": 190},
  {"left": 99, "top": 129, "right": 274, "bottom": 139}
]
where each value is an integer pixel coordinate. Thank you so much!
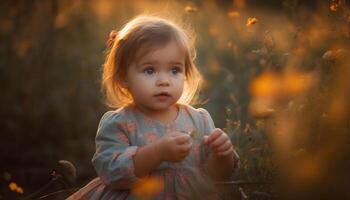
[
  {"left": 181, "top": 104, "right": 215, "bottom": 130},
  {"left": 181, "top": 104, "right": 215, "bottom": 134},
  {"left": 98, "top": 107, "right": 129, "bottom": 127},
  {"left": 98, "top": 106, "right": 140, "bottom": 136},
  {"left": 182, "top": 104, "right": 212, "bottom": 119}
]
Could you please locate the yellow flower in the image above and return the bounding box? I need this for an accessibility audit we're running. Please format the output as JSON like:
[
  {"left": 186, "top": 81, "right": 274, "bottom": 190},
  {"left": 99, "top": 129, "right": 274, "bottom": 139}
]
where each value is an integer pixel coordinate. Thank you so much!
[
  {"left": 9, "top": 182, "right": 17, "bottom": 191},
  {"left": 250, "top": 73, "right": 280, "bottom": 98},
  {"left": 184, "top": 5, "right": 197, "bottom": 13},
  {"left": 16, "top": 187, "right": 24, "bottom": 194},
  {"left": 132, "top": 176, "right": 164, "bottom": 199},
  {"left": 9, "top": 182, "right": 24, "bottom": 194},
  {"left": 246, "top": 17, "right": 257, "bottom": 26}
]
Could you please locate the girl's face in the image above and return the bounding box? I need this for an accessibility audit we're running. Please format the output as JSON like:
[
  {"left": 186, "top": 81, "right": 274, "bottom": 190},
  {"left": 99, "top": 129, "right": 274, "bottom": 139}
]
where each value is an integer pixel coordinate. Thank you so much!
[{"left": 123, "top": 40, "right": 186, "bottom": 111}]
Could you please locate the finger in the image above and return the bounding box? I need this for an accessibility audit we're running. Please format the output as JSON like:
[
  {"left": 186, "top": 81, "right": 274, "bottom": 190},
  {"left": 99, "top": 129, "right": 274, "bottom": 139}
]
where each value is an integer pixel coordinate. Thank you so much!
[
  {"left": 175, "top": 134, "right": 191, "bottom": 145},
  {"left": 169, "top": 131, "right": 185, "bottom": 137},
  {"left": 180, "top": 151, "right": 190, "bottom": 158},
  {"left": 217, "top": 147, "right": 234, "bottom": 156},
  {"left": 206, "top": 129, "right": 222, "bottom": 144},
  {"left": 215, "top": 140, "right": 233, "bottom": 153},
  {"left": 178, "top": 142, "right": 192, "bottom": 153},
  {"left": 178, "top": 153, "right": 189, "bottom": 161},
  {"left": 210, "top": 134, "right": 228, "bottom": 149},
  {"left": 203, "top": 136, "right": 209, "bottom": 144}
]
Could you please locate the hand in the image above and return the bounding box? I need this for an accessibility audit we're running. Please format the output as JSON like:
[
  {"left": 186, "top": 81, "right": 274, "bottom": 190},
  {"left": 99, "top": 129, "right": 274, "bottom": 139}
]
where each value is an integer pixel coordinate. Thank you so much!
[
  {"left": 203, "top": 128, "right": 234, "bottom": 157},
  {"left": 155, "top": 131, "right": 192, "bottom": 162}
]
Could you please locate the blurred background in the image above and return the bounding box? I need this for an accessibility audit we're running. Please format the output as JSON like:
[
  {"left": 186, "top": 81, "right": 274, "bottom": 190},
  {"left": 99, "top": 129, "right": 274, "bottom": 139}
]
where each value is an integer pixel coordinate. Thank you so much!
[{"left": 1, "top": 0, "right": 350, "bottom": 199}]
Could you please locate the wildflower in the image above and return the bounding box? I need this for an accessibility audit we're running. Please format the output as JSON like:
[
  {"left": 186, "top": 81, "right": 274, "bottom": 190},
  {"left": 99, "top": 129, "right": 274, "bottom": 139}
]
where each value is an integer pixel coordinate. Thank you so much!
[
  {"left": 190, "top": 130, "right": 201, "bottom": 139},
  {"left": 322, "top": 50, "right": 334, "bottom": 60},
  {"left": 246, "top": 17, "right": 257, "bottom": 26},
  {"left": 322, "top": 49, "right": 348, "bottom": 61},
  {"left": 9, "top": 182, "right": 17, "bottom": 191},
  {"left": 132, "top": 176, "right": 164, "bottom": 198},
  {"left": 244, "top": 123, "right": 252, "bottom": 136},
  {"left": 225, "top": 107, "right": 232, "bottom": 116},
  {"left": 9, "top": 182, "right": 24, "bottom": 194},
  {"left": 184, "top": 5, "right": 197, "bottom": 13},
  {"left": 330, "top": 4, "right": 338, "bottom": 11},
  {"left": 233, "top": 120, "right": 241, "bottom": 128},
  {"left": 329, "top": 0, "right": 343, "bottom": 12},
  {"left": 250, "top": 73, "right": 280, "bottom": 98}
]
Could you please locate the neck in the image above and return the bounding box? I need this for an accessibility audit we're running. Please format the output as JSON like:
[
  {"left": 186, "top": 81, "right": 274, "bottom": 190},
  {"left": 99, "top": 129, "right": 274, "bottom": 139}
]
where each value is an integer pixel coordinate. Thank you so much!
[{"left": 133, "top": 103, "right": 179, "bottom": 124}]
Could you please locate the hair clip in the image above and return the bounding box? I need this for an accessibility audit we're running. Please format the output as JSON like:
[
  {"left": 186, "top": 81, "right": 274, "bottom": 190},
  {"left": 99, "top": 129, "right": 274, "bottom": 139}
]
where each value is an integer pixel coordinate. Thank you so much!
[{"left": 106, "top": 30, "right": 117, "bottom": 48}]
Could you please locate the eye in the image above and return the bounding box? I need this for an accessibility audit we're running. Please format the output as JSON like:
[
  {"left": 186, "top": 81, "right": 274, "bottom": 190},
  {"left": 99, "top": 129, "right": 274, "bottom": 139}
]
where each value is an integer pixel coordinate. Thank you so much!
[
  {"left": 143, "top": 67, "right": 155, "bottom": 75},
  {"left": 171, "top": 66, "right": 182, "bottom": 75}
]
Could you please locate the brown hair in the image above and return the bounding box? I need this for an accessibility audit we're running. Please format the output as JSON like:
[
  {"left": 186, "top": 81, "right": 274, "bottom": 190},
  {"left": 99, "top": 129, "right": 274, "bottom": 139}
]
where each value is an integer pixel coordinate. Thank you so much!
[{"left": 101, "top": 15, "right": 203, "bottom": 108}]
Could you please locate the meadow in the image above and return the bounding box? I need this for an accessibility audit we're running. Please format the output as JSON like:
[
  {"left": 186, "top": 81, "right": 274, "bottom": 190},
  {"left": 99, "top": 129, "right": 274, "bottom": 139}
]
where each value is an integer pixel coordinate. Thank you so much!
[{"left": 1, "top": 0, "right": 349, "bottom": 199}]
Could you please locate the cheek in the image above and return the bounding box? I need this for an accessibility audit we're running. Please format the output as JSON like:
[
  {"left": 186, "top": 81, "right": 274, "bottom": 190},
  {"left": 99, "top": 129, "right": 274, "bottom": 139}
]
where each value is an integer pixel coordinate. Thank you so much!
[
  {"left": 175, "top": 76, "right": 185, "bottom": 87},
  {"left": 129, "top": 76, "right": 154, "bottom": 95},
  {"left": 171, "top": 76, "right": 185, "bottom": 94}
]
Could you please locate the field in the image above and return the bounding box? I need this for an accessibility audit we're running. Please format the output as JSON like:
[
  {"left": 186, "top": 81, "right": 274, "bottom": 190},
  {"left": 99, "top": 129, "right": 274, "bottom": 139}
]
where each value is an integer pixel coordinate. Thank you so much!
[{"left": 1, "top": 0, "right": 349, "bottom": 199}]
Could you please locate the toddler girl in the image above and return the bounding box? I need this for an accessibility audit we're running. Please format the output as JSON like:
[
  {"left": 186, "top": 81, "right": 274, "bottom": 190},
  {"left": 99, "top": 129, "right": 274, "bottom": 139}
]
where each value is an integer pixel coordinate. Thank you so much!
[{"left": 68, "top": 15, "right": 239, "bottom": 200}]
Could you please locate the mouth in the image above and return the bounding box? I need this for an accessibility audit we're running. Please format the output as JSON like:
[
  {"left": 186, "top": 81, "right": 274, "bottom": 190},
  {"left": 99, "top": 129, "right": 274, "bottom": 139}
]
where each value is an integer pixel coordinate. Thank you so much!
[
  {"left": 154, "top": 92, "right": 171, "bottom": 97},
  {"left": 153, "top": 92, "right": 171, "bottom": 101}
]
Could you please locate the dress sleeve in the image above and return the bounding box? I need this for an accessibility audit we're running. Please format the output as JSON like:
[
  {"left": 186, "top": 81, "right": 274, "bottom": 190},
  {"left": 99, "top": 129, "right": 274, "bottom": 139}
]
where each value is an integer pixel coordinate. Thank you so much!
[
  {"left": 197, "top": 108, "right": 216, "bottom": 135},
  {"left": 91, "top": 111, "right": 140, "bottom": 189},
  {"left": 197, "top": 108, "right": 241, "bottom": 181}
]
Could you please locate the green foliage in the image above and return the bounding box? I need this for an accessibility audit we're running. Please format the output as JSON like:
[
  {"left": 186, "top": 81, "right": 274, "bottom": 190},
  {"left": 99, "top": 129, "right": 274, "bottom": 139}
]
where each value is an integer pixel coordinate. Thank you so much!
[
  {"left": 1, "top": 0, "right": 350, "bottom": 199},
  {"left": 225, "top": 111, "right": 276, "bottom": 198}
]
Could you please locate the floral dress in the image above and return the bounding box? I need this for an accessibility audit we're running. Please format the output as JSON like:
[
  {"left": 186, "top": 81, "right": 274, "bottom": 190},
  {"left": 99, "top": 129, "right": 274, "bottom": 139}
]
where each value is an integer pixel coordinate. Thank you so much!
[{"left": 67, "top": 104, "right": 239, "bottom": 200}]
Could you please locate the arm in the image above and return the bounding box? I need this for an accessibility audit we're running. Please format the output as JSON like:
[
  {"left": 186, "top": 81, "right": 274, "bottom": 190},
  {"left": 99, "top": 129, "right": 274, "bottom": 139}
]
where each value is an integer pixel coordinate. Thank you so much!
[
  {"left": 133, "top": 141, "right": 162, "bottom": 178},
  {"left": 207, "top": 154, "right": 236, "bottom": 181},
  {"left": 92, "top": 112, "right": 141, "bottom": 189},
  {"left": 134, "top": 132, "right": 192, "bottom": 177},
  {"left": 197, "top": 108, "right": 239, "bottom": 181},
  {"left": 204, "top": 129, "right": 238, "bottom": 181},
  {"left": 92, "top": 112, "right": 192, "bottom": 189}
]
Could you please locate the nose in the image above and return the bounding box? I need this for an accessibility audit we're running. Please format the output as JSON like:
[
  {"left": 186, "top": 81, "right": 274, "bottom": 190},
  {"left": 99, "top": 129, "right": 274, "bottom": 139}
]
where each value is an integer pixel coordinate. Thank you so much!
[{"left": 156, "top": 73, "right": 170, "bottom": 87}]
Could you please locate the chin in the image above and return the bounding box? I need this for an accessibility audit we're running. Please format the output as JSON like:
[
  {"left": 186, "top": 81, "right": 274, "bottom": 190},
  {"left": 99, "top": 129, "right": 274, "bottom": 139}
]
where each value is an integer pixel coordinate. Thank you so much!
[
  {"left": 151, "top": 101, "right": 178, "bottom": 110},
  {"left": 151, "top": 104, "right": 172, "bottom": 110}
]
